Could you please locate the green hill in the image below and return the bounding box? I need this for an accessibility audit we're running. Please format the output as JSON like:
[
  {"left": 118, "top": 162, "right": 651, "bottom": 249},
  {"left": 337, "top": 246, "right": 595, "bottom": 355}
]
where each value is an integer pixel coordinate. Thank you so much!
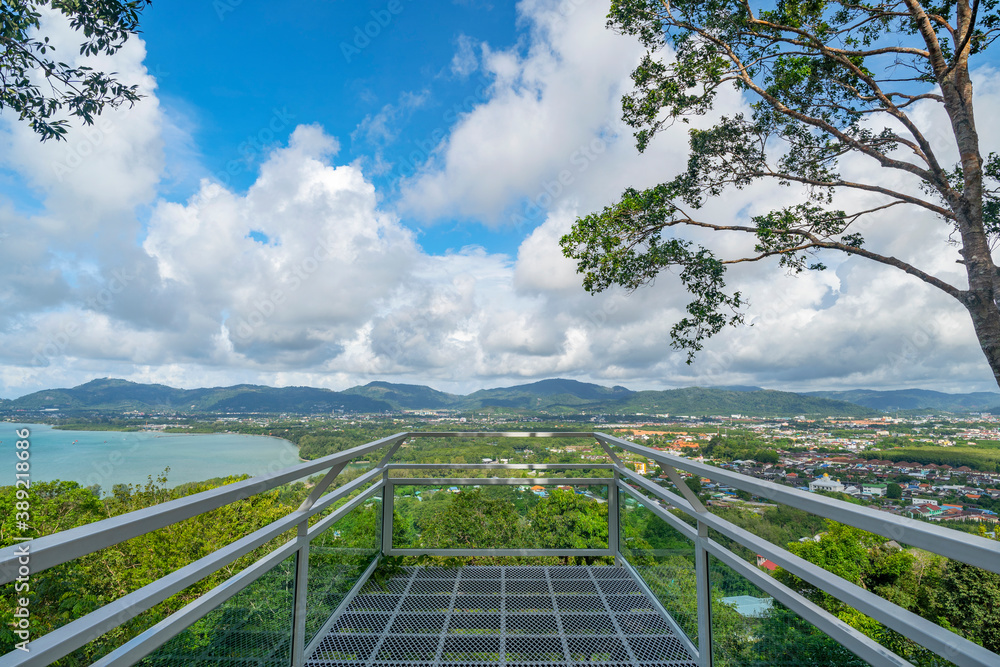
[
  {"left": 804, "top": 388, "right": 1000, "bottom": 413},
  {"left": 341, "top": 381, "right": 460, "bottom": 409},
  {"left": 460, "top": 379, "right": 633, "bottom": 411},
  {"left": 10, "top": 379, "right": 391, "bottom": 414},
  {"left": 6, "top": 377, "right": 887, "bottom": 417},
  {"left": 610, "top": 387, "right": 874, "bottom": 417}
]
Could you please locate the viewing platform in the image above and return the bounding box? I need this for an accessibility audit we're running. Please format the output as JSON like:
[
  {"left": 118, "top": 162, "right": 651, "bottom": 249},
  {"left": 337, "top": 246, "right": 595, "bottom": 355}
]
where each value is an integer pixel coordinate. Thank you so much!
[
  {"left": 306, "top": 565, "right": 692, "bottom": 666},
  {"left": 2, "top": 431, "right": 999, "bottom": 666}
]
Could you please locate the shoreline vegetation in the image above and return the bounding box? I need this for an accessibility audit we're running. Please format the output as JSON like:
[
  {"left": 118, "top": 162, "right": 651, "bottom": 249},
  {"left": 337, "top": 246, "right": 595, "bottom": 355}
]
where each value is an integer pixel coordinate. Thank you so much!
[{"left": 52, "top": 423, "right": 143, "bottom": 431}]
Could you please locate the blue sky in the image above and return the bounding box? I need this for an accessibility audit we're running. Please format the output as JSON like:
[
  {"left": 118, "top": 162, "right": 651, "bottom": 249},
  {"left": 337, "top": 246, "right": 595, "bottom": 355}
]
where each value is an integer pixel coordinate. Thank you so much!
[
  {"left": 0, "top": 0, "right": 998, "bottom": 398},
  {"left": 144, "top": 1, "right": 526, "bottom": 255}
]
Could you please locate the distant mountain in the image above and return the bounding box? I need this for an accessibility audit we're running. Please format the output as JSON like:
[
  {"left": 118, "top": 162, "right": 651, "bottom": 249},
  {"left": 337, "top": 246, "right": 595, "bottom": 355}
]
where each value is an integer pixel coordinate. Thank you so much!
[
  {"left": 203, "top": 385, "right": 391, "bottom": 413},
  {"left": 462, "top": 379, "right": 633, "bottom": 411},
  {"left": 341, "top": 381, "right": 461, "bottom": 410},
  {"left": 10, "top": 378, "right": 391, "bottom": 414},
  {"left": 607, "top": 387, "right": 872, "bottom": 417},
  {"left": 804, "top": 388, "right": 1000, "bottom": 413},
  {"left": 14, "top": 377, "right": 968, "bottom": 417},
  {"left": 12, "top": 378, "right": 187, "bottom": 410}
]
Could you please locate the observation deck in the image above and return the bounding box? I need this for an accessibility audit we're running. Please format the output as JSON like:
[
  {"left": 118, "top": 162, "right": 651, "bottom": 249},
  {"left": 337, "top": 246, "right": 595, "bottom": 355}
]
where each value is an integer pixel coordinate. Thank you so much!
[
  {"left": 2, "top": 431, "right": 999, "bottom": 667},
  {"left": 308, "top": 564, "right": 693, "bottom": 666}
]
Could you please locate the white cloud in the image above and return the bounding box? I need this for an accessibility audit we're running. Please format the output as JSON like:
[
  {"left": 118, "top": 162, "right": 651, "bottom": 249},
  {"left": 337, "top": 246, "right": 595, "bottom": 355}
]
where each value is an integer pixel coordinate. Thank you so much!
[
  {"left": 399, "top": 0, "right": 654, "bottom": 223},
  {"left": 0, "top": 11, "right": 163, "bottom": 235},
  {"left": 392, "top": 0, "right": 1000, "bottom": 393},
  {"left": 451, "top": 34, "right": 480, "bottom": 78},
  {"left": 0, "top": 0, "right": 998, "bottom": 401}
]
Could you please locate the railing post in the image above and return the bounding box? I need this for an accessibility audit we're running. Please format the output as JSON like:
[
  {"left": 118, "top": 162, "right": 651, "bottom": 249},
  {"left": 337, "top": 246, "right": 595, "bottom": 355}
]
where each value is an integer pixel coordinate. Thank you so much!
[
  {"left": 695, "top": 520, "right": 713, "bottom": 667},
  {"left": 381, "top": 470, "right": 393, "bottom": 556},
  {"left": 596, "top": 437, "right": 626, "bottom": 568},
  {"left": 652, "top": 460, "right": 714, "bottom": 667},
  {"left": 375, "top": 436, "right": 407, "bottom": 558},
  {"left": 290, "top": 520, "right": 309, "bottom": 667},
  {"left": 609, "top": 469, "right": 620, "bottom": 566},
  {"left": 289, "top": 460, "right": 349, "bottom": 666}
]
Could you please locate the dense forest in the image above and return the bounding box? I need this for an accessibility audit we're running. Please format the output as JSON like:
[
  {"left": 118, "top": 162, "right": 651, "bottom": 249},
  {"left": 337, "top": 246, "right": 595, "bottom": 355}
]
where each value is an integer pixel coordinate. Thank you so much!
[
  {"left": 0, "top": 467, "right": 385, "bottom": 665},
  {"left": 861, "top": 446, "right": 1000, "bottom": 473},
  {"left": 620, "top": 494, "right": 1000, "bottom": 666}
]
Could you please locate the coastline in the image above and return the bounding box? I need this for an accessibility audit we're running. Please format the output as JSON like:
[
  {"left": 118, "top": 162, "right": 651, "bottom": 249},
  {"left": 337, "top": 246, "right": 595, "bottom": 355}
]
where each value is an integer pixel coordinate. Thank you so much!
[{"left": 2, "top": 423, "right": 303, "bottom": 491}]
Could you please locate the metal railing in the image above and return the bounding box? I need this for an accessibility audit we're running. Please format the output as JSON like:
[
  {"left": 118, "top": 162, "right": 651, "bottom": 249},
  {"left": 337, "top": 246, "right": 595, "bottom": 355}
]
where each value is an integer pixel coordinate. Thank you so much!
[
  {"left": 1, "top": 430, "right": 998, "bottom": 667},
  {"left": 382, "top": 461, "right": 616, "bottom": 559}
]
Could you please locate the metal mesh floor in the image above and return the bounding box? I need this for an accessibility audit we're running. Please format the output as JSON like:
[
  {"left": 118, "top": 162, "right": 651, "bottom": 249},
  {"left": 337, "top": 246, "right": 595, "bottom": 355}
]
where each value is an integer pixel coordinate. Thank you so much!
[{"left": 306, "top": 565, "right": 697, "bottom": 666}]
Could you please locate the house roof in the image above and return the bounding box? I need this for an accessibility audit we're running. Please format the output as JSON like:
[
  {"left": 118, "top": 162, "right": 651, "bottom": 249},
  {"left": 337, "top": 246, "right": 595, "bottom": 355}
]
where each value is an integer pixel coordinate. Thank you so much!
[
  {"left": 757, "top": 558, "right": 778, "bottom": 571},
  {"left": 719, "top": 595, "right": 775, "bottom": 618}
]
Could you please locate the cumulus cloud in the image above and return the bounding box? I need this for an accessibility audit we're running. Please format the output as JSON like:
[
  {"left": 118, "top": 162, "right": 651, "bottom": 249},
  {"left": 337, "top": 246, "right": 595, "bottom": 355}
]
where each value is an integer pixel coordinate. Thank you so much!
[
  {"left": 0, "top": 0, "right": 997, "bottom": 399},
  {"left": 394, "top": 0, "right": 999, "bottom": 392}
]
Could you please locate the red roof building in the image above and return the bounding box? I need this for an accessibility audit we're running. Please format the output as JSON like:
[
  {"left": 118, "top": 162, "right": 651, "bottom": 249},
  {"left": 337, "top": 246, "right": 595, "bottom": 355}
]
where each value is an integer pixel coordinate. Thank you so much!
[{"left": 756, "top": 555, "right": 778, "bottom": 571}]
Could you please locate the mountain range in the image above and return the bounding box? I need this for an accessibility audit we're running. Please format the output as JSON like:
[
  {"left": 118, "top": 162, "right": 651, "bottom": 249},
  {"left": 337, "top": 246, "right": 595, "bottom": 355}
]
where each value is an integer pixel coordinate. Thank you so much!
[
  {"left": 803, "top": 388, "right": 1000, "bottom": 413},
  {"left": 3, "top": 377, "right": 997, "bottom": 417}
]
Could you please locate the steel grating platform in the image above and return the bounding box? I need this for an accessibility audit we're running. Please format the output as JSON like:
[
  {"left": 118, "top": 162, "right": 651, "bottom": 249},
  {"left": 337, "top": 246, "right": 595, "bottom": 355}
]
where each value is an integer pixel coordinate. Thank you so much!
[{"left": 306, "top": 565, "right": 697, "bottom": 667}]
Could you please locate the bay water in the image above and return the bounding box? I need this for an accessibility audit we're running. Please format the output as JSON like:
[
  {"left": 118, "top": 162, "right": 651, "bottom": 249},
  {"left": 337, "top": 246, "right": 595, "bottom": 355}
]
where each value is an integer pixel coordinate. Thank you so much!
[{"left": 3, "top": 423, "right": 302, "bottom": 493}]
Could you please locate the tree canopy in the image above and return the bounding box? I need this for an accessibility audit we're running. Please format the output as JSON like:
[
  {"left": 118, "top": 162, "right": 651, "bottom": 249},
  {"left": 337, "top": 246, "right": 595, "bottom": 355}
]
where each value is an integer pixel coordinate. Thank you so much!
[
  {"left": 560, "top": 0, "right": 1000, "bottom": 386},
  {"left": 1, "top": 1, "right": 151, "bottom": 141}
]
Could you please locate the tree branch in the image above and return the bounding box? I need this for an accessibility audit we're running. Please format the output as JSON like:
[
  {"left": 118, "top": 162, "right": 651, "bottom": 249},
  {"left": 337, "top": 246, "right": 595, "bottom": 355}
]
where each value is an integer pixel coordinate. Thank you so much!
[{"left": 658, "top": 215, "right": 965, "bottom": 300}]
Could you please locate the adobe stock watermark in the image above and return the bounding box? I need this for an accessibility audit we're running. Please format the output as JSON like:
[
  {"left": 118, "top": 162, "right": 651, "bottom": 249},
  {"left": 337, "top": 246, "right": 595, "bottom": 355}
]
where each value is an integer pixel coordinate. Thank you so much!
[
  {"left": 31, "top": 265, "right": 142, "bottom": 368},
  {"left": 509, "top": 125, "right": 617, "bottom": 226},
  {"left": 82, "top": 441, "right": 144, "bottom": 494},
  {"left": 578, "top": 297, "right": 621, "bottom": 340},
  {"left": 213, "top": 0, "right": 244, "bottom": 21},
  {"left": 51, "top": 116, "right": 117, "bottom": 182},
  {"left": 696, "top": 289, "right": 799, "bottom": 383},
  {"left": 11, "top": 427, "right": 32, "bottom": 652},
  {"left": 886, "top": 310, "right": 953, "bottom": 373},
  {"left": 213, "top": 108, "right": 296, "bottom": 188},
  {"left": 371, "top": 309, "right": 459, "bottom": 369},
  {"left": 391, "top": 74, "right": 493, "bottom": 181},
  {"left": 230, "top": 235, "right": 340, "bottom": 341},
  {"left": 50, "top": 64, "right": 170, "bottom": 182},
  {"left": 340, "top": 0, "right": 413, "bottom": 63}
]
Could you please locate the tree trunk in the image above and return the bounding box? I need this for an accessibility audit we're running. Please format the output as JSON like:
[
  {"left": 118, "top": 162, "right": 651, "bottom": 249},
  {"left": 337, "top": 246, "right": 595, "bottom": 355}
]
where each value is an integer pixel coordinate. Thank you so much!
[
  {"left": 935, "top": 9, "right": 1000, "bottom": 388},
  {"left": 963, "top": 285, "right": 1000, "bottom": 389}
]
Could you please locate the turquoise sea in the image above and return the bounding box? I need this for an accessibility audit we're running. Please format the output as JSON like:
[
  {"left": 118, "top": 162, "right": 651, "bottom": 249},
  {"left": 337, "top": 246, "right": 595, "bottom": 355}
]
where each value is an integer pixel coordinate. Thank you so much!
[{"left": 2, "top": 423, "right": 302, "bottom": 493}]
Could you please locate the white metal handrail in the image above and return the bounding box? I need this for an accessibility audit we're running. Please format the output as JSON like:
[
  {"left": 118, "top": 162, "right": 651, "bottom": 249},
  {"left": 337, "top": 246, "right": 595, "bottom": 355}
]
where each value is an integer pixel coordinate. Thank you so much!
[
  {"left": 595, "top": 431, "right": 1000, "bottom": 574},
  {"left": 0, "top": 432, "right": 409, "bottom": 583},
  {"left": 616, "top": 473, "right": 997, "bottom": 667},
  {"left": 382, "top": 469, "right": 618, "bottom": 559}
]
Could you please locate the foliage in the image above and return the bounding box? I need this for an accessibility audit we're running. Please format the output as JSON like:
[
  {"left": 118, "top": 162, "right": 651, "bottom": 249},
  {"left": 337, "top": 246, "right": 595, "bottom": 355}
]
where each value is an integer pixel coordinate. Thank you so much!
[
  {"left": 712, "top": 504, "right": 827, "bottom": 552},
  {"left": 772, "top": 520, "right": 962, "bottom": 663},
  {"left": 0, "top": 473, "right": 305, "bottom": 663},
  {"left": 937, "top": 561, "right": 1000, "bottom": 653},
  {"left": 296, "top": 424, "right": 398, "bottom": 460},
  {"left": 721, "top": 604, "right": 871, "bottom": 666},
  {"left": 528, "top": 489, "right": 609, "bottom": 562},
  {"left": 863, "top": 446, "right": 1000, "bottom": 473},
  {"left": 701, "top": 434, "right": 781, "bottom": 462},
  {"left": 394, "top": 485, "right": 614, "bottom": 566},
  {"left": 0, "top": 480, "right": 105, "bottom": 544},
  {"left": 0, "top": 1, "right": 151, "bottom": 141},
  {"left": 619, "top": 499, "right": 700, "bottom": 641},
  {"left": 560, "top": 0, "right": 1000, "bottom": 385},
  {"left": 5, "top": 422, "right": 1000, "bottom": 664},
  {"left": 418, "top": 488, "right": 535, "bottom": 553}
]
